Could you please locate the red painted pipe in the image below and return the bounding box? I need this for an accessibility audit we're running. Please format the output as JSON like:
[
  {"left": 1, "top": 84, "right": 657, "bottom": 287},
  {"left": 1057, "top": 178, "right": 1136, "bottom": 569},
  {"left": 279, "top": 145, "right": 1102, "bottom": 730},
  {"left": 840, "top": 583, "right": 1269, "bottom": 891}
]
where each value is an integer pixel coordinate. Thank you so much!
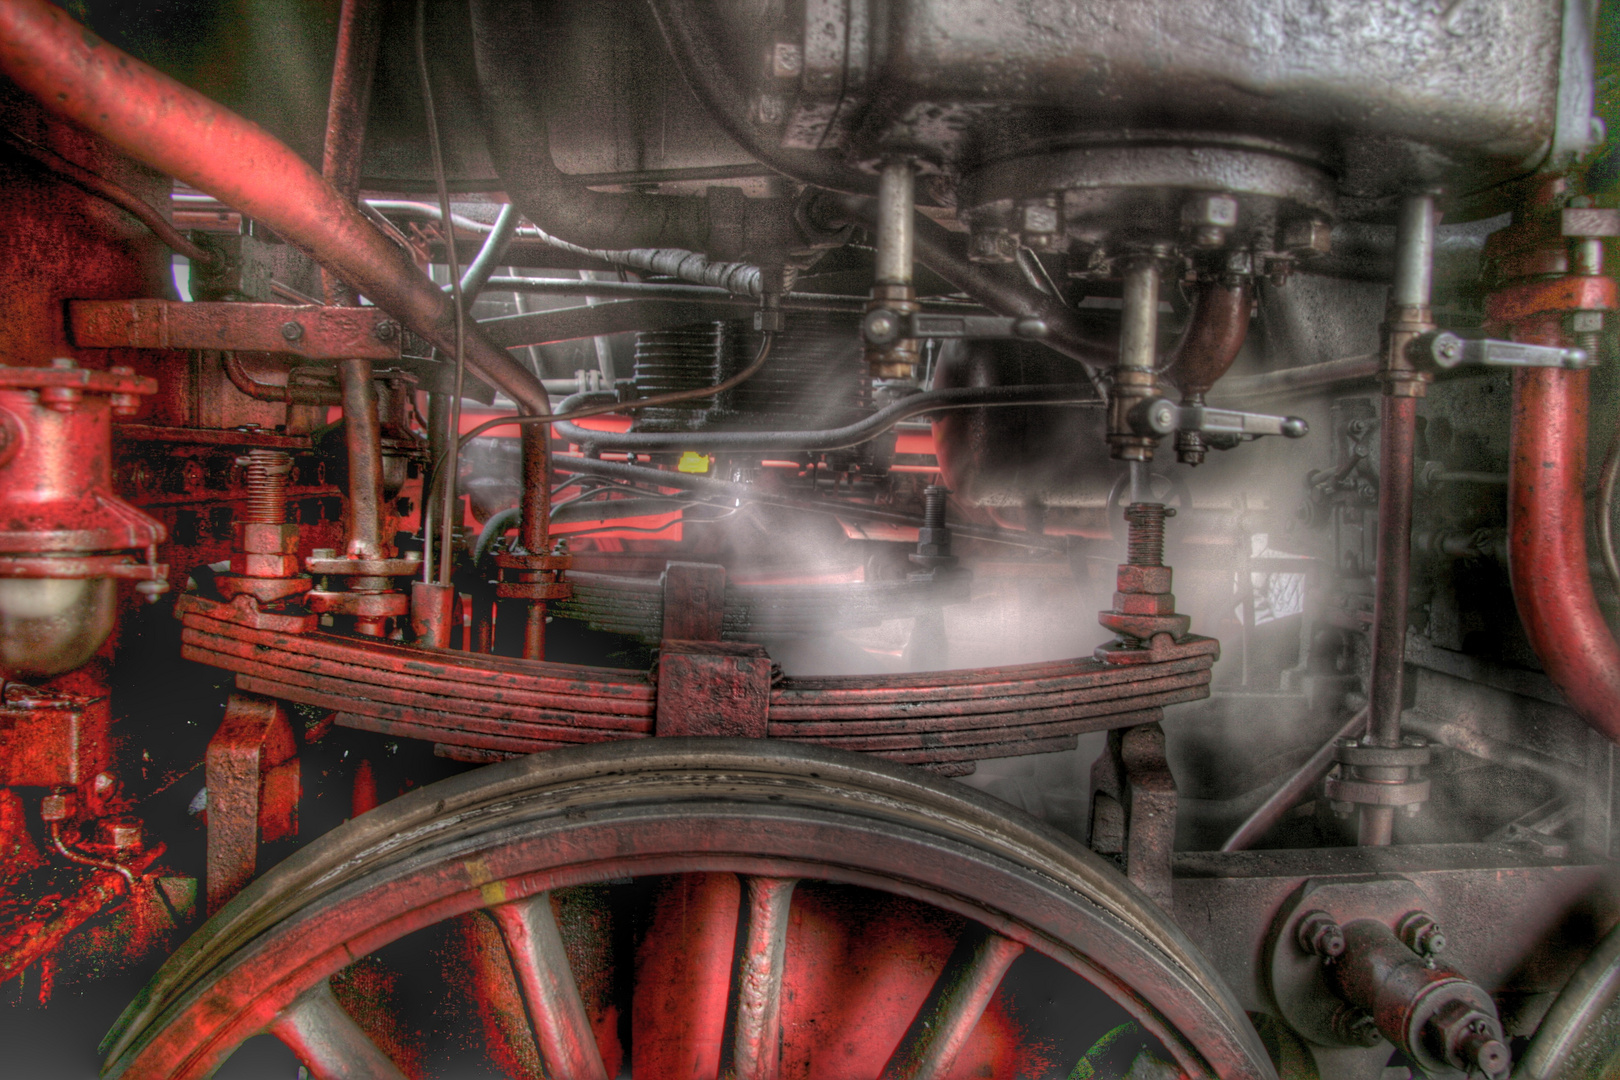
[
  {"left": 1509, "top": 359, "right": 1620, "bottom": 742},
  {"left": 0, "top": 0, "right": 548, "bottom": 418}
]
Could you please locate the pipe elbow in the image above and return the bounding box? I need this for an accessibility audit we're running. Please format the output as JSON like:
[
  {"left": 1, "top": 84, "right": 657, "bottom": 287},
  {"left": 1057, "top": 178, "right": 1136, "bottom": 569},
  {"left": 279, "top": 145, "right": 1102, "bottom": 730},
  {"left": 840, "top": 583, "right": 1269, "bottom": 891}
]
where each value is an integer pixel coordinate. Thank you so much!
[{"left": 1508, "top": 366, "right": 1620, "bottom": 742}]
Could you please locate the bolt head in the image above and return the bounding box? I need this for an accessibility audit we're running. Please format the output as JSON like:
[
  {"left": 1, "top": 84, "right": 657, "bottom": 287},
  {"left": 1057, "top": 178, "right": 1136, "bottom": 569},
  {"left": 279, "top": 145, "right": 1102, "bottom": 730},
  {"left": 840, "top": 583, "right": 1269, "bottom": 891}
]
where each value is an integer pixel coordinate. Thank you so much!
[
  {"left": 968, "top": 228, "right": 1019, "bottom": 264},
  {"left": 40, "top": 791, "right": 74, "bottom": 822},
  {"left": 863, "top": 309, "right": 901, "bottom": 345},
  {"left": 280, "top": 321, "right": 305, "bottom": 342},
  {"left": 1018, "top": 198, "right": 1061, "bottom": 236},
  {"left": 1283, "top": 218, "right": 1333, "bottom": 256},
  {"left": 95, "top": 816, "right": 143, "bottom": 853},
  {"left": 372, "top": 319, "right": 400, "bottom": 343},
  {"left": 1565, "top": 310, "right": 1605, "bottom": 334},
  {"left": 1182, "top": 193, "right": 1239, "bottom": 229}
]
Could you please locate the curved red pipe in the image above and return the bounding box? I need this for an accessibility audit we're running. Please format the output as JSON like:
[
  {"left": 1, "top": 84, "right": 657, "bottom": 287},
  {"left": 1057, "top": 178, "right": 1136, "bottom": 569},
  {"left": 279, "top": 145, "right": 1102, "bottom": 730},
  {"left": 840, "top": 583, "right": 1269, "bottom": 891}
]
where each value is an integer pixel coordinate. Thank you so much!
[
  {"left": 0, "top": 0, "right": 549, "bottom": 417},
  {"left": 1167, "top": 278, "right": 1253, "bottom": 398},
  {"left": 1509, "top": 359, "right": 1620, "bottom": 741}
]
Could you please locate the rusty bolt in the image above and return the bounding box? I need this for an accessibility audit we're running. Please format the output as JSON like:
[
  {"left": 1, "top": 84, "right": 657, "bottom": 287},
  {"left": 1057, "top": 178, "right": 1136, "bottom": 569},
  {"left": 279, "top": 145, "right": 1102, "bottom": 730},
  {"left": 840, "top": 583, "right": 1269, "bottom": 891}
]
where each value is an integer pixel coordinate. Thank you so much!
[
  {"left": 1018, "top": 196, "right": 1061, "bottom": 247},
  {"left": 1398, "top": 911, "right": 1446, "bottom": 960},
  {"left": 372, "top": 319, "right": 400, "bottom": 343},
  {"left": 1297, "top": 910, "right": 1346, "bottom": 958},
  {"left": 1564, "top": 310, "right": 1605, "bottom": 335},
  {"left": 95, "top": 816, "right": 143, "bottom": 854},
  {"left": 40, "top": 790, "right": 75, "bottom": 822},
  {"left": 1330, "top": 1005, "right": 1381, "bottom": 1047},
  {"left": 41, "top": 358, "right": 83, "bottom": 412},
  {"left": 1283, "top": 218, "right": 1333, "bottom": 257},
  {"left": 1182, "top": 193, "right": 1239, "bottom": 229},
  {"left": 280, "top": 320, "right": 305, "bottom": 343},
  {"left": 968, "top": 227, "right": 1019, "bottom": 264},
  {"left": 770, "top": 41, "right": 802, "bottom": 78}
]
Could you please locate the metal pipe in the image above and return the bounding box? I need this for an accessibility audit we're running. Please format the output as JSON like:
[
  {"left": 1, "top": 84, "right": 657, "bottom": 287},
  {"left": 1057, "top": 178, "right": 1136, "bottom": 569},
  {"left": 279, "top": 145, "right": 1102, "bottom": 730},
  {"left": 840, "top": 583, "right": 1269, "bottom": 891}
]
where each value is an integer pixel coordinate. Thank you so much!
[
  {"left": 875, "top": 161, "right": 916, "bottom": 287},
  {"left": 1108, "top": 256, "right": 1163, "bottom": 461},
  {"left": 458, "top": 202, "right": 521, "bottom": 302},
  {"left": 1212, "top": 353, "right": 1383, "bottom": 401},
  {"left": 1391, "top": 197, "right": 1436, "bottom": 309},
  {"left": 0, "top": 128, "right": 214, "bottom": 264},
  {"left": 1118, "top": 262, "right": 1161, "bottom": 372},
  {"left": 1509, "top": 360, "right": 1620, "bottom": 743},
  {"left": 318, "top": 0, "right": 382, "bottom": 307},
  {"left": 322, "top": 0, "right": 386, "bottom": 560},
  {"left": 810, "top": 192, "right": 1116, "bottom": 369},
  {"left": 1368, "top": 195, "right": 1435, "bottom": 752},
  {"left": 545, "top": 383, "right": 1101, "bottom": 455},
  {"left": 222, "top": 353, "right": 342, "bottom": 406},
  {"left": 1220, "top": 708, "right": 1368, "bottom": 852},
  {"left": 1367, "top": 393, "right": 1418, "bottom": 746},
  {"left": 0, "top": 0, "right": 550, "bottom": 418},
  {"left": 546, "top": 456, "right": 1067, "bottom": 553},
  {"left": 520, "top": 425, "right": 550, "bottom": 660}
]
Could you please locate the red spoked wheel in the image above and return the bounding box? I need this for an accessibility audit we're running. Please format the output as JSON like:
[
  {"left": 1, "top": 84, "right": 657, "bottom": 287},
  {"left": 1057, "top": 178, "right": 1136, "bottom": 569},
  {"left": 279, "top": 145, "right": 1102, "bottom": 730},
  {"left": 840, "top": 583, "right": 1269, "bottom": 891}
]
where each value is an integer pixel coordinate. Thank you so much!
[{"left": 101, "top": 739, "right": 1274, "bottom": 1079}]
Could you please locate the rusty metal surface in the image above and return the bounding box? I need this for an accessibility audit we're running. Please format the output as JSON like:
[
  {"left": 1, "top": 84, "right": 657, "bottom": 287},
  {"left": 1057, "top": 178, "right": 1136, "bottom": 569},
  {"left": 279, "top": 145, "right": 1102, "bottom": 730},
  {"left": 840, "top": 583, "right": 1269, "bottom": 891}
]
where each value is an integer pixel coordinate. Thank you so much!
[
  {"left": 70, "top": 300, "right": 403, "bottom": 362},
  {"left": 178, "top": 594, "right": 1215, "bottom": 768},
  {"left": 101, "top": 740, "right": 1274, "bottom": 1080},
  {"left": 204, "top": 693, "right": 297, "bottom": 914},
  {"left": 1174, "top": 844, "right": 1620, "bottom": 1025},
  {"left": 655, "top": 640, "right": 773, "bottom": 738}
]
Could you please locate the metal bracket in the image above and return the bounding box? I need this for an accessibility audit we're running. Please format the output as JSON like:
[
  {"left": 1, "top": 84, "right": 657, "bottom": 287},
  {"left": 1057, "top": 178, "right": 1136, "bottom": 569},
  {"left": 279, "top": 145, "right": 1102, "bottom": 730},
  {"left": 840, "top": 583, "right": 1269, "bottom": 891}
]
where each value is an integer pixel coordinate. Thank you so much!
[
  {"left": 1128, "top": 397, "right": 1309, "bottom": 440},
  {"left": 863, "top": 308, "right": 1049, "bottom": 346},
  {"left": 1420, "top": 331, "right": 1592, "bottom": 371}
]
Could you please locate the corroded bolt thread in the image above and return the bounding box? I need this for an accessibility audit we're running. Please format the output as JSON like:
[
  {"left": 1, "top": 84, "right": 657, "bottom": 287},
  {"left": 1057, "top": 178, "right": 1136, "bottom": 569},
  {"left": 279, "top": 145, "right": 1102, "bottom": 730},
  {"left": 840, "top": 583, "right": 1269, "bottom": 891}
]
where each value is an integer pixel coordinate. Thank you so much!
[
  {"left": 1296, "top": 910, "right": 1346, "bottom": 958},
  {"left": 1579, "top": 332, "right": 1603, "bottom": 365},
  {"left": 922, "top": 486, "right": 950, "bottom": 531},
  {"left": 242, "top": 449, "right": 292, "bottom": 524},
  {"left": 1124, "top": 502, "right": 1175, "bottom": 567}
]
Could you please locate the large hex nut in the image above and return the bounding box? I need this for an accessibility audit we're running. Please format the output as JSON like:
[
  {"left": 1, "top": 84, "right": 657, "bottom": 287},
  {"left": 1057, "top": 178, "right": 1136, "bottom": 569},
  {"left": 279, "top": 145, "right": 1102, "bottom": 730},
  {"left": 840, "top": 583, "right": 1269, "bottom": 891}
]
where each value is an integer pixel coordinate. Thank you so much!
[
  {"left": 236, "top": 522, "right": 299, "bottom": 554},
  {"left": 1113, "top": 591, "right": 1178, "bottom": 616},
  {"left": 1116, "top": 564, "right": 1172, "bottom": 594},
  {"left": 230, "top": 552, "right": 302, "bottom": 578}
]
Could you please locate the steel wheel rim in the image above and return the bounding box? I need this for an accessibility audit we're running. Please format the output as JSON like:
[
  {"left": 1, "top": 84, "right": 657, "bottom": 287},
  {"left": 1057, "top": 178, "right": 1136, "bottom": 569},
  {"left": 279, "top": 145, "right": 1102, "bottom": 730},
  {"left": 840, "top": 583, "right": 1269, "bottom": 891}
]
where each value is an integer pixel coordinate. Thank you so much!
[{"left": 103, "top": 738, "right": 1273, "bottom": 1080}]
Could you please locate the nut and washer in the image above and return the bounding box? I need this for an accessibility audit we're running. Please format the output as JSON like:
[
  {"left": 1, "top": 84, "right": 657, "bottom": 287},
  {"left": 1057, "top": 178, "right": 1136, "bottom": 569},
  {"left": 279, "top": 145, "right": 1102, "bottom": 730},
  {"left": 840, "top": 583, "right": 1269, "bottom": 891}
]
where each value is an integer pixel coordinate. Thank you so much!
[{"left": 1296, "top": 910, "right": 1346, "bottom": 958}]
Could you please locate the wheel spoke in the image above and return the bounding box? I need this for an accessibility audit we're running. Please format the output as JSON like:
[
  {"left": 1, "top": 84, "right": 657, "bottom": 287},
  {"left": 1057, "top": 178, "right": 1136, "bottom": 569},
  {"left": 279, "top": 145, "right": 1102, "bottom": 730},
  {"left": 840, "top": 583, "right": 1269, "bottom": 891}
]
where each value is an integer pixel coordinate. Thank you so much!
[
  {"left": 727, "top": 875, "right": 798, "bottom": 1080},
  {"left": 490, "top": 891, "right": 610, "bottom": 1080},
  {"left": 267, "top": 978, "right": 407, "bottom": 1080},
  {"left": 878, "top": 925, "right": 1026, "bottom": 1080}
]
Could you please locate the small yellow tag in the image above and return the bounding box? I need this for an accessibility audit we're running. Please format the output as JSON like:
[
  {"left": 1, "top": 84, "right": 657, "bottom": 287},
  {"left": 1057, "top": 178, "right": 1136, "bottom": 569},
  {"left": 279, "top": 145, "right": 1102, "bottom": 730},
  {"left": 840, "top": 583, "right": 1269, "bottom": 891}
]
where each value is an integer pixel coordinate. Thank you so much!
[{"left": 677, "top": 451, "right": 711, "bottom": 474}]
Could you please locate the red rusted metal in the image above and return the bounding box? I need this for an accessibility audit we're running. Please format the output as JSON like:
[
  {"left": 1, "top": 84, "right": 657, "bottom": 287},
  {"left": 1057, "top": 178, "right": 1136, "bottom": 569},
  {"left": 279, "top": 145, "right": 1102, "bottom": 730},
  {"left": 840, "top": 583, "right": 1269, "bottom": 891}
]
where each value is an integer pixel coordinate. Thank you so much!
[
  {"left": 1508, "top": 360, "right": 1620, "bottom": 742},
  {"left": 1089, "top": 722, "right": 1177, "bottom": 908},
  {"left": 0, "top": 0, "right": 551, "bottom": 416},
  {"left": 0, "top": 685, "right": 110, "bottom": 788},
  {"left": 177, "top": 594, "right": 1215, "bottom": 771},
  {"left": 205, "top": 693, "right": 298, "bottom": 913},
  {"left": 69, "top": 300, "right": 402, "bottom": 362},
  {"left": 1168, "top": 276, "right": 1254, "bottom": 465},
  {"left": 661, "top": 562, "right": 727, "bottom": 641},
  {"left": 410, "top": 581, "right": 457, "bottom": 649},
  {"left": 1481, "top": 219, "right": 1620, "bottom": 743},
  {"left": 655, "top": 640, "right": 773, "bottom": 737}
]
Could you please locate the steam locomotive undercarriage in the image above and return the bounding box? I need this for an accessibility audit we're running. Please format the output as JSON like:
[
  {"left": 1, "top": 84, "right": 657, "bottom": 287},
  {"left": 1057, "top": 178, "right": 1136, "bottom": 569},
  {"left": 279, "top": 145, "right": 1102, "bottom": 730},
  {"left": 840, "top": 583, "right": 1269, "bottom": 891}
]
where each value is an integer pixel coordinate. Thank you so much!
[{"left": 2, "top": 1, "right": 1620, "bottom": 1078}]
